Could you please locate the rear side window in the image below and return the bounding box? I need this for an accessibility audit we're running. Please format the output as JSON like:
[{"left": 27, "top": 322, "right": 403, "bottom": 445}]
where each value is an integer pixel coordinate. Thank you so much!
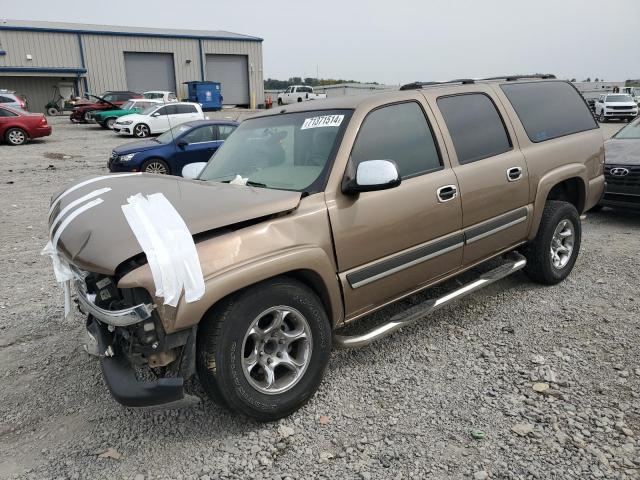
[
  {"left": 217, "top": 124, "right": 236, "bottom": 140},
  {"left": 437, "top": 93, "right": 511, "bottom": 164},
  {"left": 0, "top": 96, "right": 13, "bottom": 103},
  {"left": 350, "top": 102, "right": 441, "bottom": 178},
  {"left": 0, "top": 108, "right": 17, "bottom": 117},
  {"left": 177, "top": 104, "right": 197, "bottom": 114},
  {"left": 501, "top": 81, "right": 597, "bottom": 143}
]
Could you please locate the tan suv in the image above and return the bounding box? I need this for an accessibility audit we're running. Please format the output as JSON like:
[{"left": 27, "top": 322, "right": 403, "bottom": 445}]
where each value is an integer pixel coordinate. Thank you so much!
[{"left": 46, "top": 75, "right": 604, "bottom": 420}]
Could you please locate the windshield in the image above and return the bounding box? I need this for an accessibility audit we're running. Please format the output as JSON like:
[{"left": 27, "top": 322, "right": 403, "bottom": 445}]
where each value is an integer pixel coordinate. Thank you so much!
[
  {"left": 198, "top": 109, "right": 352, "bottom": 192},
  {"left": 614, "top": 117, "right": 640, "bottom": 139},
  {"left": 121, "top": 101, "right": 135, "bottom": 110},
  {"left": 606, "top": 95, "right": 633, "bottom": 103},
  {"left": 156, "top": 124, "right": 193, "bottom": 144}
]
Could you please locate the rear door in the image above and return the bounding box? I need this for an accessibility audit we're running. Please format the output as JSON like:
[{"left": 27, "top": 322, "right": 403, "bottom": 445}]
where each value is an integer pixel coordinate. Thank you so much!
[
  {"left": 328, "top": 100, "right": 463, "bottom": 318},
  {"left": 429, "top": 87, "right": 530, "bottom": 265}
]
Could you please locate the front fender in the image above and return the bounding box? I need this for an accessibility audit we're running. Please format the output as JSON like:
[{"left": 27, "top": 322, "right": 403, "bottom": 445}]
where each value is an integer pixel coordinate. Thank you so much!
[
  {"left": 120, "top": 246, "right": 343, "bottom": 333},
  {"left": 528, "top": 163, "right": 588, "bottom": 240}
]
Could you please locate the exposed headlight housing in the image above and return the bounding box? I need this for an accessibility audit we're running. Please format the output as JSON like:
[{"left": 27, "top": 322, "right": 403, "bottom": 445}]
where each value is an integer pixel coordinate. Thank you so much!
[{"left": 119, "top": 153, "right": 136, "bottom": 162}]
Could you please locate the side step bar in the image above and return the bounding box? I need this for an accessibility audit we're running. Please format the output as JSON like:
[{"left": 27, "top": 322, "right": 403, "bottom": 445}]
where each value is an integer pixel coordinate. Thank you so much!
[{"left": 334, "top": 252, "right": 527, "bottom": 348}]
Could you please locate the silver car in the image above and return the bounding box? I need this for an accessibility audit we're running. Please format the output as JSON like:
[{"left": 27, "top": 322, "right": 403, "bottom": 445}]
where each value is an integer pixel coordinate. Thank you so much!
[{"left": 0, "top": 89, "right": 27, "bottom": 110}]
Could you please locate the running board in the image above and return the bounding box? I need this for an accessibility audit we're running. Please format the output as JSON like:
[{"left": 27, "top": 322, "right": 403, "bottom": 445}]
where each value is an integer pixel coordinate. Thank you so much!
[{"left": 333, "top": 252, "right": 527, "bottom": 348}]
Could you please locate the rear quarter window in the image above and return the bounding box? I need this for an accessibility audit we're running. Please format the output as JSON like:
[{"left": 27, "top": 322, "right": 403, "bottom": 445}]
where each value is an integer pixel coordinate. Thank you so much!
[{"left": 500, "top": 81, "right": 597, "bottom": 143}]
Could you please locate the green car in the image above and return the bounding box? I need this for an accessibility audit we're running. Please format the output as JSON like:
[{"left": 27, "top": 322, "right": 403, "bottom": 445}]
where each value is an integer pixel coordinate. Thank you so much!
[{"left": 92, "top": 99, "right": 162, "bottom": 129}]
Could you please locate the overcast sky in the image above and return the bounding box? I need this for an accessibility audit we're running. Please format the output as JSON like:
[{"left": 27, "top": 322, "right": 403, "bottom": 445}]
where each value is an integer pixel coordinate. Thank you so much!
[{"left": 3, "top": 0, "right": 639, "bottom": 85}]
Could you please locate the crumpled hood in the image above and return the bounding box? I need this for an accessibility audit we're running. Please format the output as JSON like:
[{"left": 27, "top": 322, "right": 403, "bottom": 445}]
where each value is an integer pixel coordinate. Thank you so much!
[
  {"left": 48, "top": 174, "right": 302, "bottom": 275},
  {"left": 605, "top": 139, "right": 640, "bottom": 166}
]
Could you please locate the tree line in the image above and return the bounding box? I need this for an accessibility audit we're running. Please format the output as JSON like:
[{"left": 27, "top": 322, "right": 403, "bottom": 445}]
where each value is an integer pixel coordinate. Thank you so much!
[{"left": 264, "top": 77, "right": 378, "bottom": 90}]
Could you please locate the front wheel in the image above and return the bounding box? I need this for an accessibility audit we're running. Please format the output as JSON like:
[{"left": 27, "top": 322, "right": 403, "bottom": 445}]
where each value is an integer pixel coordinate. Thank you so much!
[
  {"left": 277, "top": 98, "right": 283, "bottom": 106},
  {"left": 598, "top": 112, "right": 607, "bottom": 123},
  {"left": 522, "top": 201, "right": 581, "bottom": 285},
  {"left": 104, "top": 118, "right": 117, "bottom": 129},
  {"left": 141, "top": 159, "right": 170, "bottom": 175},
  {"left": 133, "top": 123, "right": 150, "bottom": 138},
  {"left": 47, "top": 107, "right": 59, "bottom": 116},
  {"left": 197, "top": 278, "right": 332, "bottom": 421}
]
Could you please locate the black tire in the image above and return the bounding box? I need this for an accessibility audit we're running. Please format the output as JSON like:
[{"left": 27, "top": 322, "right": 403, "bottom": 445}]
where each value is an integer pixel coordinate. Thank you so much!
[
  {"left": 522, "top": 200, "right": 581, "bottom": 285},
  {"left": 46, "top": 107, "right": 59, "bottom": 116},
  {"left": 277, "top": 98, "right": 283, "bottom": 106},
  {"left": 297, "top": 97, "right": 302, "bottom": 103},
  {"left": 598, "top": 112, "right": 606, "bottom": 123},
  {"left": 197, "top": 277, "right": 332, "bottom": 421},
  {"left": 104, "top": 118, "right": 117, "bottom": 129},
  {"left": 141, "top": 158, "right": 170, "bottom": 175},
  {"left": 133, "top": 123, "right": 150, "bottom": 138},
  {"left": 5, "top": 128, "right": 27, "bottom": 146},
  {"left": 83, "top": 111, "right": 93, "bottom": 122}
]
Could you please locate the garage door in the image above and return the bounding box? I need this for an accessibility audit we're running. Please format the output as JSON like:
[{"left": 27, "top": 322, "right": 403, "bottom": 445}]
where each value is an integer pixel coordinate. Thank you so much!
[
  {"left": 0, "top": 76, "right": 77, "bottom": 113},
  {"left": 124, "top": 52, "right": 176, "bottom": 93},
  {"left": 206, "top": 54, "right": 249, "bottom": 106}
]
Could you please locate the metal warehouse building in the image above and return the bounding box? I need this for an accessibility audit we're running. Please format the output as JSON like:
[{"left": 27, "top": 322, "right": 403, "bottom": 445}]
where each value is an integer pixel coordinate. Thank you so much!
[{"left": 0, "top": 19, "right": 264, "bottom": 113}]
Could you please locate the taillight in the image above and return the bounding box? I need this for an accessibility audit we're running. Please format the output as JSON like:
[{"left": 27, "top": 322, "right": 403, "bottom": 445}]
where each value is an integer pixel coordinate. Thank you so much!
[
  {"left": 19, "top": 99, "right": 26, "bottom": 109},
  {"left": 40, "top": 116, "right": 47, "bottom": 125}
]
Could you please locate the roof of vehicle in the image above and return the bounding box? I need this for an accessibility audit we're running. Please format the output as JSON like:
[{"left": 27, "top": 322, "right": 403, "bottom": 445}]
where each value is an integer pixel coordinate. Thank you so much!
[
  {"left": 253, "top": 75, "right": 564, "bottom": 119},
  {"left": 180, "top": 119, "right": 240, "bottom": 127}
]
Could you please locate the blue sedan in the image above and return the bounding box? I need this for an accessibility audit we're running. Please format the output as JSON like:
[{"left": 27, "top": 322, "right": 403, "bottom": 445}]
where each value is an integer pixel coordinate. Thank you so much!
[{"left": 108, "top": 120, "right": 238, "bottom": 175}]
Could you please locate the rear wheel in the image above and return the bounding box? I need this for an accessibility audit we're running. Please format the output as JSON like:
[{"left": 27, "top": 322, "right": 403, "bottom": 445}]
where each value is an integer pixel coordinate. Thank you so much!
[
  {"left": 46, "top": 107, "right": 59, "bottom": 116},
  {"left": 197, "top": 278, "right": 332, "bottom": 421},
  {"left": 522, "top": 201, "right": 581, "bottom": 285},
  {"left": 141, "top": 159, "right": 170, "bottom": 175},
  {"left": 134, "top": 123, "right": 150, "bottom": 138},
  {"left": 5, "top": 128, "right": 27, "bottom": 146}
]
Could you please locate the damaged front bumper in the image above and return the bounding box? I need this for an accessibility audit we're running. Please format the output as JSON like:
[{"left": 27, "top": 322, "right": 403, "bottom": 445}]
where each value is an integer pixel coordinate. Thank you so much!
[{"left": 74, "top": 279, "right": 194, "bottom": 408}]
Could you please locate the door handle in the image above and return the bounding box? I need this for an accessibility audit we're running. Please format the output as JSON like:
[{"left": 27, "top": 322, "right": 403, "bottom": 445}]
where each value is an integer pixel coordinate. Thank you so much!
[
  {"left": 437, "top": 185, "right": 458, "bottom": 203},
  {"left": 507, "top": 167, "right": 523, "bottom": 182}
]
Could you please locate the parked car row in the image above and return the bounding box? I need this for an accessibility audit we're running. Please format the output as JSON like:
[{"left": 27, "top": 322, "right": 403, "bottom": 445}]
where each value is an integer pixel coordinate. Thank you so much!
[
  {"left": 69, "top": 90, "right": 178, "bottom": 123},
  {"left": 0, "top": 104, "right": 51, "bottom": 145}
]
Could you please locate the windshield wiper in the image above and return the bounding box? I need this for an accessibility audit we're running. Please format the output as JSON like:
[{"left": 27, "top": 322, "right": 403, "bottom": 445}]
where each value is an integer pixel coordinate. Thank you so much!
[{"left": 246, "top": 180, "right": 267, "bottom": 188}]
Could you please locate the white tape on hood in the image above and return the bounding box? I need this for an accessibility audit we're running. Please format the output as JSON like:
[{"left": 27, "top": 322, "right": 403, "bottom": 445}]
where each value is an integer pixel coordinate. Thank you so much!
[
  {"left": 121, "top": 193, "right": 205, "bottom": 307},
  {"left": 48, "top": 173, "right": 139, "bottom": 215}
]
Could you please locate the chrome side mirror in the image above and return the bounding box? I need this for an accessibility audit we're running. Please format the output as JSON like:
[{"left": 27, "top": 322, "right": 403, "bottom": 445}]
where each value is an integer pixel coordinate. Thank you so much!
[
  {"left": 181, "top": 162, "right": 207, "bottom": 179},
  {"left": 343, "top": 159, "right": 401, "bottom": 194}
]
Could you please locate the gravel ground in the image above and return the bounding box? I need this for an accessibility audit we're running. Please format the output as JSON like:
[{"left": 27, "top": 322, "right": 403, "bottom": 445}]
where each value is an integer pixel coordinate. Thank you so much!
[{"left": 1, "top": 117, "right": 638, "bottom": 480}]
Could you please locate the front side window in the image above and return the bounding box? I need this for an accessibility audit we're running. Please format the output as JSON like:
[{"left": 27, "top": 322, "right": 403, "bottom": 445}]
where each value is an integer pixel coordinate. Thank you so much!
[
  {"left": 199, "top": 109, "right": 352, "bottom": 192},
  {"left": 437, "top": 93, "right": 511, "bottom": 164},
  {"left": 350, "top": 102, "right": 441, "bottom": 178},
  {"left": 156, "top": 124, "right": 192, "bottom": 143},
  {"left": 182, "top": 125, "right": 216, "bottom": 143},
  {"left": 218, "top": 124, "right": 236, "bottom": 140},
  {"left": 614, "top": 117, "right": 640, "bottom": 139},
  {"left": 501, "top": 81, "right": 598, "bottom": 143}
]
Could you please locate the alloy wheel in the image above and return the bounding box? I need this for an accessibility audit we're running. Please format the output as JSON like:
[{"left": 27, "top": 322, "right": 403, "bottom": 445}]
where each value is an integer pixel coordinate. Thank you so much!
[
  {"left": 7, "top": 129, "right": 26, "bottom": 145},
  {"left": 144, "top": 161, "right": 168, "bottom": 174},
  {"left": 550, "top": 219, "right": 575, "bottom": 269},
  {"left": 134, "top": 124, "right": 150, "bottom": 138},
  {"left": 241, "top": 306, "right": 312, "bottom": 395}
]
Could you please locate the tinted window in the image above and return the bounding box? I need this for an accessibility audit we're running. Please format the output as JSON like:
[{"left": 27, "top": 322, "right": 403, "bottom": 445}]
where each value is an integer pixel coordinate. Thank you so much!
[
  {"left": 351, "top": 102, "right": 441, "bottom": 178},
  {"left": 606, "top": 95, "right": 633, "bottom": 103},
  {"left": 0, "top": 108, "right": 17, "bottom": 117},
  {"left": 437, "top": 94, "right": 511, "bottom": 164},
  {"left": 501, "top": 81, "right": 597, "bottom": 143},
  {"left": 182, "top": 125, "right": 216, "bottom": 143},
  {"left": 176, "top": 104, "right": 196, "bottom": 114},
  {"left": 0, "top": 96, "right": 12, "bottom": 103},
  {"left": 218, "top": 124, "right": 236, "bottom": 140}
]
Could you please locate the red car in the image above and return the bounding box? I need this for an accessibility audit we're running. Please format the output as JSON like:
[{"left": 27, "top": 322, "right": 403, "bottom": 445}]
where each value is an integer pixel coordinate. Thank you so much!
[
  {"left": 70, "top": 91, "right": 142, "bottom": 123},
  {"left": 0, "top": 105, "right": 52, "bottom": 146}
]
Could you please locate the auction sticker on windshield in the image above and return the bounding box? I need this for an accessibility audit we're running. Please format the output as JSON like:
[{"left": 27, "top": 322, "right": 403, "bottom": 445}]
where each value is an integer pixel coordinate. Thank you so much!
[{"left": 301, "top": 115, "right": 344, "bottom": 130}]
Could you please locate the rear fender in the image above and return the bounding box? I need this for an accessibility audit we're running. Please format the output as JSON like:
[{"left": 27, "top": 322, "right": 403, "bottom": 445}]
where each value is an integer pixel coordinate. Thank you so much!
[{"left": 528, "top": 163, "right": 588, "bottom": 240}]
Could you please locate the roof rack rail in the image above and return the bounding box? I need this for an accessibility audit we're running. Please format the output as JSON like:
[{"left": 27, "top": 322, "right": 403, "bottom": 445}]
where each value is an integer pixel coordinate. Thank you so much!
[
  {"left": 481, "top": 74, "right": 556, "bottom": 81},
  {"left": 399, "top": 79, "right": 476, "bottom": 91}
]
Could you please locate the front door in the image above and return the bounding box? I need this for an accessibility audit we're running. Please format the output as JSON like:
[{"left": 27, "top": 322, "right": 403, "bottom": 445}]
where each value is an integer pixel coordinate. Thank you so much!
[
  {"left": 430, "top": 88, "right": 530, "bottom": 265},
  {"left": 174, "top": 124, "right": 219, "bottom": 172},
  {"left": 327, "top": 100, "right": 464, "bottom": 318}
]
